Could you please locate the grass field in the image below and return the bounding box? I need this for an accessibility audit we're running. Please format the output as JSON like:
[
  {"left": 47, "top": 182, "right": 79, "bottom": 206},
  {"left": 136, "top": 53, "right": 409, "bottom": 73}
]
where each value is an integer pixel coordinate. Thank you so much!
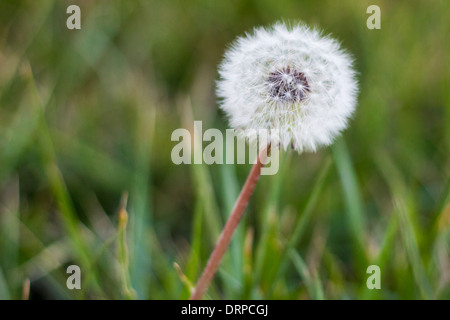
[{"left": 0, "top": 0, "right": 449, "bottom": 300}]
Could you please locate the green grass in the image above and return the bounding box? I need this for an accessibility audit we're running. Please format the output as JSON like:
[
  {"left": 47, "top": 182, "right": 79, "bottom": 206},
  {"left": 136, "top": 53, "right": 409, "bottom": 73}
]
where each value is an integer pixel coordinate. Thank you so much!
[{"left": 0, "top": 0, "right": 449, "bottom": 300}]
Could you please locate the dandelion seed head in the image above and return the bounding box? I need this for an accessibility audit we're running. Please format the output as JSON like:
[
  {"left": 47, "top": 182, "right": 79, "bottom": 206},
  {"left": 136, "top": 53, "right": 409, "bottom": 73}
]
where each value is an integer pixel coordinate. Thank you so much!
[{"left": 217, "top": 22, "right": 358, "bottom": 153}]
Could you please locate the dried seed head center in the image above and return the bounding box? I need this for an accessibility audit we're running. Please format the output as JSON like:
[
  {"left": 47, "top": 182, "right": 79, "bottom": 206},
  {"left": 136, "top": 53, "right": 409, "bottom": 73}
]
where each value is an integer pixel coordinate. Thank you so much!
[{"left": 267, "top": 67, "right": 310, "bottom": 102}]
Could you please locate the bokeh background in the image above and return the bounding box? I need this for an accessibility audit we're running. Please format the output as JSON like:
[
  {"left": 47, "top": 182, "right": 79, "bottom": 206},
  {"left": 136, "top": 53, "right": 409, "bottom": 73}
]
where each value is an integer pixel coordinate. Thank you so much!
[{"left": 0, "top": 0, "right": 449, "bottom": 300}]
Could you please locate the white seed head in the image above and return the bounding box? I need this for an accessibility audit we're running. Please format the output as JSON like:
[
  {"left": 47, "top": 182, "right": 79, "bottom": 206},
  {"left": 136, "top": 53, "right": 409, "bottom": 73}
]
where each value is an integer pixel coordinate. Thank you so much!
[{"left": 217, "top": 22, "right": 358, "bottom": 153}]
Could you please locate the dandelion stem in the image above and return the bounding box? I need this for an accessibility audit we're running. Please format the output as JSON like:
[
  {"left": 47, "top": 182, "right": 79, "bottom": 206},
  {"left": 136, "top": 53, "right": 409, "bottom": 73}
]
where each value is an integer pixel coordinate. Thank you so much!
[{"left": 190, "top": 145, "right": 270, "bottom": 300}]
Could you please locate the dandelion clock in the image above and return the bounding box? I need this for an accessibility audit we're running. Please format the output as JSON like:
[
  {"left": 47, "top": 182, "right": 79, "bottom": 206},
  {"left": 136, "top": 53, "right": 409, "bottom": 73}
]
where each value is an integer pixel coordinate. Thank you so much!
[
  {"left": 218, "top": 22, "right": 358, "bottom": 153},
  {"left": 190, "top": 22, "right": 358, "bottom": 300}
]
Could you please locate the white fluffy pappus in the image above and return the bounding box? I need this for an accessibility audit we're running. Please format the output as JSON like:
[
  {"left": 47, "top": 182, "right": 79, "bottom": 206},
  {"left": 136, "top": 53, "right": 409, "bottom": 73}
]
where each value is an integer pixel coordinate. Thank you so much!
[{"left": 217, "top": 22, "right": 358, "bottom": 153}]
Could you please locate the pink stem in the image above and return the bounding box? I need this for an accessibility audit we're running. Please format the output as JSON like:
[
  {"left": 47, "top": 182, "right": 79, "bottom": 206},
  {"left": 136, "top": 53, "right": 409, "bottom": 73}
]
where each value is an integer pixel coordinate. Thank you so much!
[{"left": 190, "top": 145, "right": 270, "bottom": 300}]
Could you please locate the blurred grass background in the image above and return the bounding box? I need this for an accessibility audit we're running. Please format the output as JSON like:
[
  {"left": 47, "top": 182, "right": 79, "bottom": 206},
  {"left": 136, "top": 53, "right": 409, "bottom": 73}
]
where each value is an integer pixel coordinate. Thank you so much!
[{"left": 0, "top": 0, "right": 449, "bottom": 300}]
